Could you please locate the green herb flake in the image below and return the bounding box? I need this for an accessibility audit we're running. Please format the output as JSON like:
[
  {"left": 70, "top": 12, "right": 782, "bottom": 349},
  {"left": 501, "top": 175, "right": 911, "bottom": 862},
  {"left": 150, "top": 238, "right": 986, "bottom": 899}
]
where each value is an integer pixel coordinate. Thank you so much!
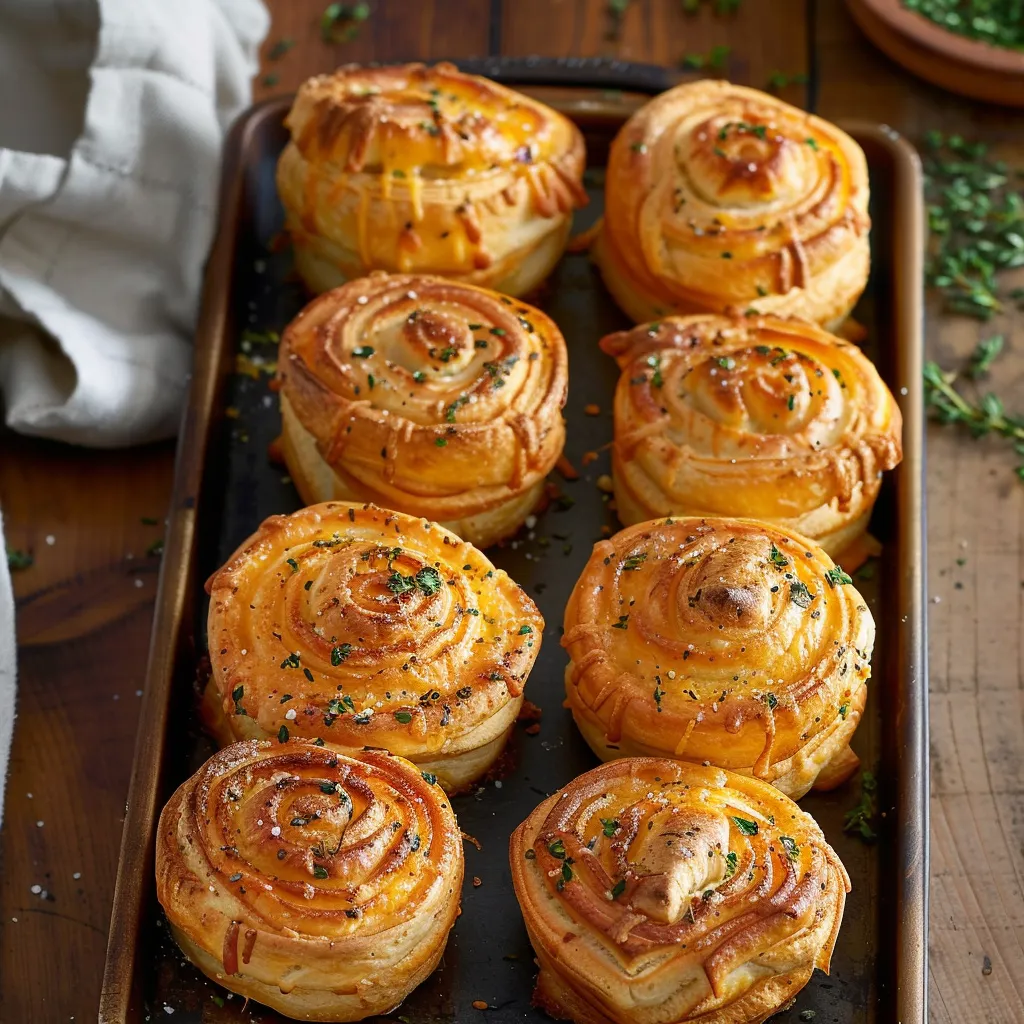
[
  {"left": 825, "top": 565, "right": 854, "bottom": 588},
  {"left": 731, "top": 815, "right": 758, "bottom": 836}
]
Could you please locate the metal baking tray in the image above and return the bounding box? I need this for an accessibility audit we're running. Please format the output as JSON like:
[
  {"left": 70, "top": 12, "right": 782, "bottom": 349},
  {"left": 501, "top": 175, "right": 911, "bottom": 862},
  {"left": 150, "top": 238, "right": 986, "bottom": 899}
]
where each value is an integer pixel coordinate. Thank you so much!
[{"left": 100, "top": 57, "right": 927, "bottom": 1024}]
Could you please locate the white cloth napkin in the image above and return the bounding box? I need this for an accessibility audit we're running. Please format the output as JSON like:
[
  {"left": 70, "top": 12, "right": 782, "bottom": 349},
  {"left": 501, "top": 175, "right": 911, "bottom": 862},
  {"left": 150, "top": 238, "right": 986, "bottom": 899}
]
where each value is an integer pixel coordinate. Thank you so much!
[{"left": 0, "top": 0, "right": 269, "bottom": 822}]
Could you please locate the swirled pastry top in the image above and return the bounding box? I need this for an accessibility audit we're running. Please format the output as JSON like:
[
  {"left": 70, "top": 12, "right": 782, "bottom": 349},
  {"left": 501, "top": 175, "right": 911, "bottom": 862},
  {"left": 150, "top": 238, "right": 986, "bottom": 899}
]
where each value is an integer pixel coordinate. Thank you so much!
[
  {"left": 562, "top": 517, "right": 873, "bottom": 773},
  {"left": 284, "top": 61, "right": 586, "bottom": 216},
  {"left": 157, "top": 739, "right": 462, "bottom": 950},
  {"left": 207, "top": 502, "right": 542, "bottom": 756},
  {"left": 279, "top": 275, "right": 568, "bottom": 518},
  {"left": 601, "top": 314, "right": 902, "bottom": 521},
  {"left": 602, "top": 80, "right": 869, "bottom": 316},
  {"left": 510, "top": 758, "right": 849, "bottom": 1022}
]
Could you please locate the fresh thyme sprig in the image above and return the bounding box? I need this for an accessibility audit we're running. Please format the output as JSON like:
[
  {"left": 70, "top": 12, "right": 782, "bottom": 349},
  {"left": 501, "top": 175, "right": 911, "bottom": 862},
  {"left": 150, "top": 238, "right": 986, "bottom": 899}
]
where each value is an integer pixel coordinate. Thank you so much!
[
  {"left": 923, "top": 336, "right": 1024, "bottom": 479},
  {"left": 902, "top": 0, "right": 1024, "bottom": 50},
  {"left": 923, "top": 132, "right": 1024, "bottom": 319},
  {"left": 843, "top": 771, "right": 878, "bottom": 842}
]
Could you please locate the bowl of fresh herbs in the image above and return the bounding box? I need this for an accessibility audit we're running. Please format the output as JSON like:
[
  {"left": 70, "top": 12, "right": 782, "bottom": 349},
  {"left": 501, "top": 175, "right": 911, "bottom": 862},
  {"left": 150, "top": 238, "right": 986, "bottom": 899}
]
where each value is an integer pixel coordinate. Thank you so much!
[{"left": 846, "top": 0, "right": 1024, "bottom": 106}]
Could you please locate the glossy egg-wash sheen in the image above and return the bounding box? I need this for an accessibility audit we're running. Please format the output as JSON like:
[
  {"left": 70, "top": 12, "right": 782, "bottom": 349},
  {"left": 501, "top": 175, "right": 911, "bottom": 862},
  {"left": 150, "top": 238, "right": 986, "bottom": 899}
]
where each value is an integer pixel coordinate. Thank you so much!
[
  {"left": 562, "top": 517, "right": 874, "bottom": 798},
  {"left": 600, "top": 313, "right": 902, "bottom": 561},
  {"left": 278, "top": 274, "right": 568, "bottom": 547},
  {"left": 277, "top": 62, "right": 587, "bottom": 295},
  {"left": 204, "top": 501, "right": 543, "bottom": 791},
  {"left": 593, "top": 80, "right": 870, "bottom": 328},
  {"left": 510, "top": 758, "right": 849, "bottom": 1024},
  {"left": 156, "top": 739, "right": 464, "bottom": 1022}
]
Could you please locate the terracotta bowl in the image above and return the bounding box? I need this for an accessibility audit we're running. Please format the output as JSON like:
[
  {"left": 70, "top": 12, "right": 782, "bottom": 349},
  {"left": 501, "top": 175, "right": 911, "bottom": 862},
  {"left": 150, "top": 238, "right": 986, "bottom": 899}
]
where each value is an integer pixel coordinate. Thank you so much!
[{"left": 846, "top": 0, "right": 1024, "bottom": 107}]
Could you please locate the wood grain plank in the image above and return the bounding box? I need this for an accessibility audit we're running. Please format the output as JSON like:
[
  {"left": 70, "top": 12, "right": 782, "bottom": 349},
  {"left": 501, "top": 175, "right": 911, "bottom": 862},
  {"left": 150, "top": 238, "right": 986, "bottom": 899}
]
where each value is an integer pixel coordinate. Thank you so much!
[
  {"left": 814, "top": 2, "right": 1024, "bottom": 1020},
  {"left": 254, "top": 0, "right": 492, "bottom": 99},
  {"left": 501, "top": 0, "right": 810, "bottom": 104},
  {"left": 0, "top": 433, "right": 175, "bottom": 1021}
]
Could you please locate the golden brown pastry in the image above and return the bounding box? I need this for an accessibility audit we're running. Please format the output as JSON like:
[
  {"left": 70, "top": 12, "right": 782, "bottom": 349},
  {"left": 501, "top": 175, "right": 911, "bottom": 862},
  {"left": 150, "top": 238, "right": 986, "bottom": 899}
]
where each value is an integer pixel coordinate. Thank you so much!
[
  {"left": 156, "top": 738, "right": 463, "bottom": 1022},
  {"left": 204, "top": 501, "right": 543, "bottom": 792},
  {"left": 563, "top": 517, "right": 873, "bottom": 798},
  {"left": 600, "top": 313, "right": 902, "bottom": 562},
  {"left": 278, "top": 273, "right": 568, "bottom": 548},
  {"left": 277, "top": 61, "right": 587, "bottom": 295},
  {"left": 593, "top": 80, "right": 870, "bottom": 328},
  {"left": 510, "top": 758, "right": 849, "bottom": 1024}
]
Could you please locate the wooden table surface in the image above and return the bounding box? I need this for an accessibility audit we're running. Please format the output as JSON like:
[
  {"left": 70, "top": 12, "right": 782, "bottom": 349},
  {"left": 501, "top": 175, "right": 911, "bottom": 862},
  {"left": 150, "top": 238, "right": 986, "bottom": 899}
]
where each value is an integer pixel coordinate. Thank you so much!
[{"left": 2, "top": 1, "right": 1022, "bottom": 1020}]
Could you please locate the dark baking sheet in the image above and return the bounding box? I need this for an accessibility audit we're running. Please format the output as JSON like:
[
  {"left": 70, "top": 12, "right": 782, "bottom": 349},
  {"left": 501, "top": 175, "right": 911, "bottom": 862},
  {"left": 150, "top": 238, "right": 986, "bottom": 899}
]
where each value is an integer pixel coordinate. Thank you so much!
[{"left": 101, "top": 60, "right": 927, "bottom": 1024}]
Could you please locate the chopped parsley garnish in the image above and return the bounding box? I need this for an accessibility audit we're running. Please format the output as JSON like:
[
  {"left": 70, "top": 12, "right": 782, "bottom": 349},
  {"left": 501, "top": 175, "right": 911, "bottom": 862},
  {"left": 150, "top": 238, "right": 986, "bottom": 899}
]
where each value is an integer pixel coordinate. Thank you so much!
[
  {"left": 622, "top": 551, "right": 647, "bottom": 571},
  {"left": 825, "top": 565, "right": 854, "bottom": 587},
  {"left": 394, "top": 711, "right": 413, "bottom": 724},
  {"left": 610, "top": 879, "right": 626, "bottom": 899},
  {"left": 724, "top": 851, "right": 738, "bottom": 877},
  {"left": 313, "top": 865, "right": 329, "bottom": 879},
  {"left": 779, "top": 836, "right": 800, "bottom": 861},
  {"left": 763, "top": 692, "right": 779, "bottom": 710},
  {"left": 280, "top": 652, "right": 301, "bottom": 669},
  {"left": 352, "top": 345, "right": 374, "bottom": 358},
  {"left": 731, "top": 815, "right": 759, "bottom": 836},
  {"left": 518, "top": 624, "right": 533, "bottom": 635},
  {"left": 548, "top": 839, "right": 566, "bottom": 859},
  {"left": 421, "top": 772, "right": 438, "bottom": 785},
  {"left": 286, "top": 558, "right": 299, "bottom": 573},
  {"left": 839, "top": 702, "right": 850, "bottom": 719},
  {"left": 646, "top": 353, "right": 663, "bottom": 388},
  {"left": 768, "top": 543, "right": 788, "bottom": 568},
  {"left": 611, "top": 614, "right": 629, "bottom": 630},
  {"left": 789, "top": 581, "right": 814, "bottom": 608},
  {"left": 331, "top": 643, "right": 353, "bottom": 666},
  {"left": 278, "top": 725, "right": 289, "bottom": 743},
  {"left": 601, "top": 818, "right": 619, "bottom": 837},
  {"left": 843, "top": 770, "right": 878, "bottom": 842}
]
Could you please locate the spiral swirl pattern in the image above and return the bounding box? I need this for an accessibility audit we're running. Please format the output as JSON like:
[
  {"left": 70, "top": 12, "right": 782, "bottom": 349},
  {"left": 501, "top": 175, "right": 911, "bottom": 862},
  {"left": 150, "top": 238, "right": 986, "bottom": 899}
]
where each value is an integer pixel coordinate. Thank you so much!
[
  {"left": 156, "top": 739, "right": 463, "bottom": 1021},
  {"left": 562, "top": 517, "right": 873, "bottom": 798},
  {"left": 206, "top": 502, "right": 543, "bottom": 791},
  {"left": 601, "top": 313, "right": 902, "bottom": 560},
  {"left": 279, "top": 274, "right": 568, "bottom": 548},
  {"left": 277, "top": 62, "right": 587, "bottom": 295},
  {"left": 593, "top": 80, "right": 870, "bottom": 327},
  {"left": 510, "top": 758, "right": 849, "bottom": 1024}
]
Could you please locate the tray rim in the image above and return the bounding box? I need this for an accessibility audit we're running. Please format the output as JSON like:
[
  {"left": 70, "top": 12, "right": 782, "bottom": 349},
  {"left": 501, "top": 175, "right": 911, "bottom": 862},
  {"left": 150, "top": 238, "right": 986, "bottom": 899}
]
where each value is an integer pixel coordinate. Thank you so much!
[{"left": 99, "top": 77, "right": 928, "bottom": 1024}]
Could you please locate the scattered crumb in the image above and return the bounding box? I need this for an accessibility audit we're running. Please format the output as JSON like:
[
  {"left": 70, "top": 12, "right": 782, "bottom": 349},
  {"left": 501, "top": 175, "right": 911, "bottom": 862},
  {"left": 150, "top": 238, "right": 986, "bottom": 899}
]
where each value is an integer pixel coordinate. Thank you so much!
[
  {"left": 135, "top": 578, "right": 144, "bottom": 588},
  {"left": 225, "top": 406, "right": 240, "bottom": 419},
  {"left": 983, "top": 954, "right": 992, "bottom": 976},
  {"left": 581, "top": 450, "right": 599, "bottom": 466},
  {"left": 45, "top": 535, "right": 56, "bottom": 546},
  {"left": 35, "top": 820, "right": 43, "bottom": 827},
  {"left": 556, "top": 454, "right": 580, "bottom": 481},
  {"left": 517, "top": 700, "right": 543, "bottom": 725},
  {"left": 472, "top": 1001, "right": 488, "bottom": 1011},
  {"left": 596, "top": 474, "right": 614, "bottom": 493},
  {"left": 461, "top": 831, "right": 482, "bottom": 851},
  {"left": 472, "top": 876, "right": 482, "bottom": 887},
  {"left": 525, "top": 723, "right": 541, "bottom": 736},
  {"left": 600, "top": 524, "right": 613, "bottom": 536},
  {"left": 583, "top": 403, "right": 601, "bottom": 416}
]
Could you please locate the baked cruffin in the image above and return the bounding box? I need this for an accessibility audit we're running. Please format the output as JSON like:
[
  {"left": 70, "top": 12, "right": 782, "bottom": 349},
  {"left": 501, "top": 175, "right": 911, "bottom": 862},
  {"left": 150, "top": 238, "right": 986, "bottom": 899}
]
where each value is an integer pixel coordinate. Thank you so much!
[
  {"left": 510, "top": 758, "right": 849, "bottom": 1024},
  {"left": 156, "top": 739, "right": 463, "bottom": 1022},
  {"left": 277, "top": 61, "right": 587, "bottom": 295},
  {"left": 592, "top": 80, "right": 870, "bottom": 328},
  {"left": 204, "top": 501, "right": 543, "bottom": 792},
  {"left": 600, "top": 313, "right": 902, "bottom": 562},
  {"left": 277, "top": 273, "right": 568, "bottom": 548},
  {"left": 562, "top": 517, "right": 873, "bottom": 799}
]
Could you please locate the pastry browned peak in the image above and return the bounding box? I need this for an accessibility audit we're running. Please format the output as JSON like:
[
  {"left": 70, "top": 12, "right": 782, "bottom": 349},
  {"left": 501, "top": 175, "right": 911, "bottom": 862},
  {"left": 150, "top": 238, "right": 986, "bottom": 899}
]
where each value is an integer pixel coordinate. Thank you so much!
[
  {"left": 594, "top": 80, "right": 870, "bottom": 328},
  {"left": 205, "top": 501, "right": 543, "bottom": 791},
  {"left": 277, "top": 62, "right": 586, "bottom": 295},
  {"left": 277, "top": 274, "right": 568, "bottom": 547},
  {"left": 156, "top": 739, "right": 463, "bottom": 1022},
  {"left": 563, "top": 516, "right": 873, "bottom": 798},
  {"left": 511, "top": 758, "right": 849, "bottom": 1024},
  {"left": 601, "top": 312, "right": 902, "bottom": 560}
]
